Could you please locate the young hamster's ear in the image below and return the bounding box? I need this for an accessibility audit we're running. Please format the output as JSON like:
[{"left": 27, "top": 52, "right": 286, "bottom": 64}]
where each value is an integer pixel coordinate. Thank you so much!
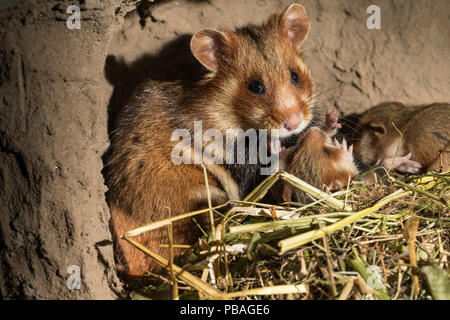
[
  {"left": 368, "top": 121, "right": 387, "bottom": 137},
  {"left": 282, "top": 3, "right": 311, "bottom": 47},
  {"left": 190, "top": 29, "right": 229, "bottom": 72}
]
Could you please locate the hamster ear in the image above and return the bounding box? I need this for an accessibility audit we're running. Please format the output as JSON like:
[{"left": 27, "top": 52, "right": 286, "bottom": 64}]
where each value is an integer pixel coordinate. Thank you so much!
[
  {"left": 190, "top": 29, "right": 229, "bottom": 72},
  {"left": 368, "top": 121, "right": 387, "bottom": 137},
  {"left": 282, "top": 3, "right": 311, "bottom": 47}
]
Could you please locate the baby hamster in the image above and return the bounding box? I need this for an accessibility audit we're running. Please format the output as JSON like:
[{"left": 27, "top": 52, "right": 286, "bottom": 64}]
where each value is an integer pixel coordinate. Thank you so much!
[{"left": 354, "top": 102, "right": 449, "bottom": 173}]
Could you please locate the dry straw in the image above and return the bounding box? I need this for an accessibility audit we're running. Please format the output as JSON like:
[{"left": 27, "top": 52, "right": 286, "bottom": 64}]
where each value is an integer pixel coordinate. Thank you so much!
[{"left": 123, "top": 169, "right": 449, "bottom": 300}]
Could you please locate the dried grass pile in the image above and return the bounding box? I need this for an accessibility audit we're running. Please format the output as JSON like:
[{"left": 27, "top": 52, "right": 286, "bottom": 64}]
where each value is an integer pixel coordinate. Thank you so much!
[{"left": 124, "top": 168, "right": 449, "bottom": 300}]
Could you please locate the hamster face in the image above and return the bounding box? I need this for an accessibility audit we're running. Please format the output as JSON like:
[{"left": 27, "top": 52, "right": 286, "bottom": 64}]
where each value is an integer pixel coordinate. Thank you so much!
[
  {"left": 353, "top": 120, "right": 390, "bottom": 166},
  {"left": 225, "top": 29, "right": 314, "bottom": 138},
  {"left": 190, "top": 4, "right": 314, "bottom": 138}
]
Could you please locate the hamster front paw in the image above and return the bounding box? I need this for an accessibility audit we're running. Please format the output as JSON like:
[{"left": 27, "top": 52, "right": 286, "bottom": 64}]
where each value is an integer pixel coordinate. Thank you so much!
[
  {"left": 324, "top": 106, "right": 342, "bottom": 136},
  {"left": 378, "top": 153, "right": 422, "bottom": 174},
  {"left": 333, "top": 137, "right": 354, "bottom": 162}
]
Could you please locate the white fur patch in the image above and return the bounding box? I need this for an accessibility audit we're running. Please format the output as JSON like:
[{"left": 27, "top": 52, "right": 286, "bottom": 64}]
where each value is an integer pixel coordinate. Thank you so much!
[
  {"left": 332, "top": 152, "right": 358, "bottom": 175},
  {"left": 278, "top": 119, "right": 310, "bottom": 138}
]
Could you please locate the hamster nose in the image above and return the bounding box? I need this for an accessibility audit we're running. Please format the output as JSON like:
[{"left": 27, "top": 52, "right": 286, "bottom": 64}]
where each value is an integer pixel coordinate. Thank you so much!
[{"left": 284, "top": 114, "right": 303, "bottom": 131}]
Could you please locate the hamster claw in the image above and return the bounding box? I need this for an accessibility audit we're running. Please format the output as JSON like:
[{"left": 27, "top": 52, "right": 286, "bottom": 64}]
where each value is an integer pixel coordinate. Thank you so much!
[
  {"left": 334, "top": 138, "right": 353, "bottom": 153},
  {"left": 324, "top": 107, "right": 342, "bottom": 135},
  {"left": 333, "top": 138, "right": 339, "bottom": 147},
  {"left": 396, "top": 160, "right": 422, "bottom": 174},
  {"left": 380, "top": 154, "right": 422, "bottom": 174},
  {"left": 342, "top": 137, "right": 347, "bottom": 150},
  {"left": 333, "top": 138, "right": 354, "bottom": 161}
]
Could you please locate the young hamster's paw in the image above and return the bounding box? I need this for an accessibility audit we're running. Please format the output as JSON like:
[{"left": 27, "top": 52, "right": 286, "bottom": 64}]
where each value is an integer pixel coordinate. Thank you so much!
[
  {"left": 325, "top": 138, "right": 358, "bottom": 191},
  {"left": 379, "top": 153, "right": 422, "bottom": 174},
  {"left": 333, "top": 138, "right": 354, "bottom": 162},
  {"left": 324, "top": 107, "right": 342, "bottom": 136}
]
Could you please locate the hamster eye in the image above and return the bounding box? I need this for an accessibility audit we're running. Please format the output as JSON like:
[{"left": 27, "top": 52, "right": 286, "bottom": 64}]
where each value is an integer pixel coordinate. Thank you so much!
[
  {"left": 248, "top": 80, "right": 266, "bottom": 95},
  {"left": 322, "top": 147, "right": 331, "bottom": 156},
  {"left": 291, "top": 70, "right": 299, "bottom": 85}
]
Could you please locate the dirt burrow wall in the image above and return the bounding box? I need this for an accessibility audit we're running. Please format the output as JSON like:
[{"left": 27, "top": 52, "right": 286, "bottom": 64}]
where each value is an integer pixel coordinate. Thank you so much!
[
  {"left": 0, "top": 0, "right": 449, "bottom": 299},
  {"left": 108, "top": 0, "right": 450, "bottom": 117},
  {"left": 0, "top": 0, "right": 137, "bottom": 299}
]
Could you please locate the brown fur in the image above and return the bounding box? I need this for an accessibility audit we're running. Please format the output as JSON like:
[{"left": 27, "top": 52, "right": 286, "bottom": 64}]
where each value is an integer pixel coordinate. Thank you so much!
[
  {"left": 354, "top": 102, "right": 450, "bottom": 172},
  {"left": 274, "top": 127, "right": 358, "bottom": 203},
  {"left": 104, "top": 4, "right": 318, "bottom": 277}
]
